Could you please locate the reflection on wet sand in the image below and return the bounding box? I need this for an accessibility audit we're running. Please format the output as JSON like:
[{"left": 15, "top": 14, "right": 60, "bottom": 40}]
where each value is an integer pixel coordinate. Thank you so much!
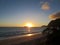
[
  {"left": 26, "top": 34, "right": 34, "bottom": 36},
  {"left": 0, "top": 32, "right": 42, "bottom": 45}
]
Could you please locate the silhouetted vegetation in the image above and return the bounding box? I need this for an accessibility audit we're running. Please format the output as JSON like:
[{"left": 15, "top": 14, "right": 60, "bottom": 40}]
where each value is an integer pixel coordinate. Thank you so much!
[{"left": 42, "top": 18, "right": 60, "bottom": 45}]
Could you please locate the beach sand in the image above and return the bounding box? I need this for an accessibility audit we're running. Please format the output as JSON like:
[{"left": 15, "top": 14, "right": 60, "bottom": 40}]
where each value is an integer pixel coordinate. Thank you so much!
[{"left": 0, "top": 33, "right": 43, "bottom": 45}]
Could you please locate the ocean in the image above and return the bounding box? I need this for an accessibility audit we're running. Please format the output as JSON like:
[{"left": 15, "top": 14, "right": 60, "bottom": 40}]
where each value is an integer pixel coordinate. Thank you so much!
[{"left": 0, "top": 27, "right": 46, "bottom": 40}]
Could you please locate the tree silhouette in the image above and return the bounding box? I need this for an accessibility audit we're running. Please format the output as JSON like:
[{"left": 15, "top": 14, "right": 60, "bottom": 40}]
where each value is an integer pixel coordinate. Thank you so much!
[{"left": 42, "top": 18, "right": 60, "bottom": 45}]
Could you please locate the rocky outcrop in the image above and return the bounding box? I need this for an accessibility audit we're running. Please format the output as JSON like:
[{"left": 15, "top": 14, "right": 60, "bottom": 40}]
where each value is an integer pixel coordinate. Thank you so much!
[
  {"left": 42, "top": 18, "right": 60, "bottom": 45},
  {"left": 48, "top": 18, "right": 60, "bottom": 28}
]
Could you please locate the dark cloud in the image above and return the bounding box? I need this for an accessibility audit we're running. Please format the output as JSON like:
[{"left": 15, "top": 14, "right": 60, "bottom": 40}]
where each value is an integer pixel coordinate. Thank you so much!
[{"left": 49, "top": 12, "right": 60, "bottom": 20}]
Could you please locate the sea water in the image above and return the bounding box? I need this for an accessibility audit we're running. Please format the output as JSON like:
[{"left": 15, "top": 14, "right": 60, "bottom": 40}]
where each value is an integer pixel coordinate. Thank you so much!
[{"left": 0, "top": 27, "right": 46, "bottom": 40}]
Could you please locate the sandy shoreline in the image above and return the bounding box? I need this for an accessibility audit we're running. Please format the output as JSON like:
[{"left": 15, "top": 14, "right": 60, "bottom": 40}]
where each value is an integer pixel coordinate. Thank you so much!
[{"left": 0, "top": 33, "right": 43, "bottom": 45}]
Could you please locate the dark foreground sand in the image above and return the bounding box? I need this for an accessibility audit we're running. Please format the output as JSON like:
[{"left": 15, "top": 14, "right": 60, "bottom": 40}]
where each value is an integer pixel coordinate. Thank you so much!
[{"left": 0, "top": 33, "right": 44, "bottom": 45}]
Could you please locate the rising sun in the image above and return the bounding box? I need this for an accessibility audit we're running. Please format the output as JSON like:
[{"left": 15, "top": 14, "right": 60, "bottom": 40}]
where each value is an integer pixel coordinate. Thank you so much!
[{"left": 25, "top": 23, "right": 33, "bottom": 27}]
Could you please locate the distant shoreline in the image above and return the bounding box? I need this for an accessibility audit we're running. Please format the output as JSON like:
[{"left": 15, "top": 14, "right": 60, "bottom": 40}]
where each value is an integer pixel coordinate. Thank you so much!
[{"left": 0, "top": 26, "right": 41, "bottom": 28}]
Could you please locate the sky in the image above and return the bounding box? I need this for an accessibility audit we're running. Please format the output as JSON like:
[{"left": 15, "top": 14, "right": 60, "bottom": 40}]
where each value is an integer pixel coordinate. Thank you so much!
[{"left": 0, "top": 0, "right": 60, "bottom": 27}]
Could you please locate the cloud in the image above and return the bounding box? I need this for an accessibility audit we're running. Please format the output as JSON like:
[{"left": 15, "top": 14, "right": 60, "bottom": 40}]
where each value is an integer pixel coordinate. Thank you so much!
[
  {"left": 49, "top": 12, "right": 60, "bottom": 20},
  {"left": 41, "top": 2, "right": 50, "bottom": 10}
]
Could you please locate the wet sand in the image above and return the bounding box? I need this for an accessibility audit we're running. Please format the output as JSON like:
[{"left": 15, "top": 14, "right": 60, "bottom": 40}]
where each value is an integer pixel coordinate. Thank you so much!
[{"left": 0, "top": 33, "right": 43, "bottom": 45}]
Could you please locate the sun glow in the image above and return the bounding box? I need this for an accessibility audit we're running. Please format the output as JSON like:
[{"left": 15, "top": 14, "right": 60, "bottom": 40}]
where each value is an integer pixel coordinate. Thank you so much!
[{"left": 25, "top": 23, "right": 33, "bottom": 27}]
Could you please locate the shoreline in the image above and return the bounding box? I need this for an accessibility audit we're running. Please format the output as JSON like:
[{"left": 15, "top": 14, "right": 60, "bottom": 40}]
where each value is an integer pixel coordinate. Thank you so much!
[
  {"left": 0, "top": 32, "right": 43, "bottom": 45},
  {"left": 0, "top": 32, "right": 42, "bottom": 40}
]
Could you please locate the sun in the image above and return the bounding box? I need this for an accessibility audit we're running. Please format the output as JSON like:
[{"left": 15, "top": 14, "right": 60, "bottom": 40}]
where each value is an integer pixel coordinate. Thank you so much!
[{"left": 25, "top": 23, "right": 33, "bottom": 27}]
